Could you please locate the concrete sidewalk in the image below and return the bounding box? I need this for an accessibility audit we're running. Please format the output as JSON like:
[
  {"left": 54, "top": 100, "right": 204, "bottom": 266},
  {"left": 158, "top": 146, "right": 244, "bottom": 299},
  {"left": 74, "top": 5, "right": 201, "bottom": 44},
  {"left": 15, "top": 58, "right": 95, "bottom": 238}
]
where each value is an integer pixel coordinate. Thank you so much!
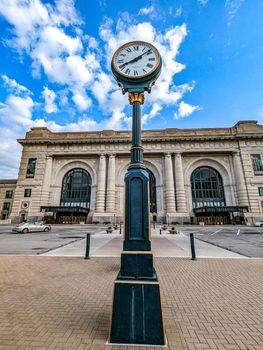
[
  {"left": 0, "top": 256, "right": 262, "bottom": 350},
  {"left": 43, "top": 230, "right": 243, "bottom": 258}
]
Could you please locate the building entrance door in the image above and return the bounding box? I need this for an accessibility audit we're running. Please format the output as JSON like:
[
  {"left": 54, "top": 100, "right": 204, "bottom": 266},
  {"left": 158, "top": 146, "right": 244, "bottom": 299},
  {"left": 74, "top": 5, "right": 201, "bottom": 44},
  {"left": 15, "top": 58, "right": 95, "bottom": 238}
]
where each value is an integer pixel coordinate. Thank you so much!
[
  {"left": 56, "top": 214, "right": 87, "bottom": 224},
  {"left": 197, "top": 214, "right": 230, "bottom": 225}
]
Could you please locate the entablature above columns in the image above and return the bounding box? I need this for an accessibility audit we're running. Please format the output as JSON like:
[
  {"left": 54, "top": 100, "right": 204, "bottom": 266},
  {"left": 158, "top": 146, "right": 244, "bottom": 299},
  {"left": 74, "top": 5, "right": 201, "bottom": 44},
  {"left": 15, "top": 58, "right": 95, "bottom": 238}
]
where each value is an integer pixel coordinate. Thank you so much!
[{"left": 47, "top": 149, "right": 240, "bottom": 158}]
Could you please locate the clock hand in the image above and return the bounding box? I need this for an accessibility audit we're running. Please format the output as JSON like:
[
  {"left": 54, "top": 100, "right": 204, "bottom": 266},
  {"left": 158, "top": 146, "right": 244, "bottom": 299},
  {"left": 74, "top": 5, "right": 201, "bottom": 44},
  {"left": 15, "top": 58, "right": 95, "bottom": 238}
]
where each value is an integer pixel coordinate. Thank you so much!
[
  {"left": 118, "top": 49, "right": 152, "bottom": 70},
  {"left": 128, "top": 49, "right": 152, "bottom": 64}
]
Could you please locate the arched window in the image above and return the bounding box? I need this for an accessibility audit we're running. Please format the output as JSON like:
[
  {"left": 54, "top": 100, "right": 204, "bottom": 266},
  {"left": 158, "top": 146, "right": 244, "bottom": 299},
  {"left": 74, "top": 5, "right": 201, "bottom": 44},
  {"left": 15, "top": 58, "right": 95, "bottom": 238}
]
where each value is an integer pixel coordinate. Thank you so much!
[
  {"left": 191, "top": 166, "right": 225, "bottom": 208},
  {"left": 60, "top": 168, "right": 91, "bottom": 208},
  {"left": 146, "top": 168, "right": 157, "bottom": 213}
]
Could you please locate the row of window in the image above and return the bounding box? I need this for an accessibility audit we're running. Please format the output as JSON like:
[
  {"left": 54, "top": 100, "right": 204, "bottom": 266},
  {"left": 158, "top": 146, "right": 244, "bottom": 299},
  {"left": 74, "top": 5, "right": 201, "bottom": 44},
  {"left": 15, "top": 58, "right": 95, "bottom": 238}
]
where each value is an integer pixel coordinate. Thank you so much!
[
  {"left": 2, "top": 202, "right": 10, "bottom": 210},
  {"left": 24, "top": 189, "right": 32, "bottom": 197},
  {"left": 61, "top": 202, "right": 89, "bottom": 208},
  {"left": 192, "top": 201, "right": 225, "bottom": 209},
  {"left": 3, "top": 189, "right": 31, "bottom": 200},
  {"left": 26, "top": 158, "right": 37, "bottom": 178},
  {"left": 4, "top": 189, "right": 31, "bottom": 199},
  {"left": 2, "top": 188, "right": 263, "bottom": 214},
  {"left": 21, "top": 154, "right": 263, "bottom": 182},
  {"left": 5, "top": 190, "right": 13, "bottom": 198},
  {"left": 251, "top": 154, "right": 263, "bottom": 175},
  {"left": 1, "top": 202, "right": 11, "bottom": 220},
  {"left": 5, "top": 186, "right": 263, "bottom": 200},
  {"left": 2, "top": 161, "right": 263, "bottom": 216}
]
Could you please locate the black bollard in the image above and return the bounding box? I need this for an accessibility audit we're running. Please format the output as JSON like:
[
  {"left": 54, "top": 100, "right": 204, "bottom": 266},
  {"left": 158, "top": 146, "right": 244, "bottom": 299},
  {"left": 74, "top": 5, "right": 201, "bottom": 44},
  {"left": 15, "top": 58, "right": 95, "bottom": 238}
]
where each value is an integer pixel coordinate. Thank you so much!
[
  {"left": 85, "top": 233, "right": 90, "bottom": 259},
  {"left": 119, "top": 223, "right": 122, "bottom": 235},
  {"left": 159, "top": 228, "right": 162, "bottom": 235},
  {"left": 190, "top": 233, "right": 196, "bottom": 260}
]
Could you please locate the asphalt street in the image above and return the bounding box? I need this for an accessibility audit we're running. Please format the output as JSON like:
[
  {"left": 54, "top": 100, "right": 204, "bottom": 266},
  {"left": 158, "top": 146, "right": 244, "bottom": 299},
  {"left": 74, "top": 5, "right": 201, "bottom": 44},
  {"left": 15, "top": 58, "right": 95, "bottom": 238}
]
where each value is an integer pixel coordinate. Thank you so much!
[
  {"left": 176, "top": 226, "right": 263, "bottom": 258},
  {"left": 0, "top": 224, "right": 109, "bottom": 255},
  {"left": 0, "top": 224, "right": 262, "bottom": 257}
]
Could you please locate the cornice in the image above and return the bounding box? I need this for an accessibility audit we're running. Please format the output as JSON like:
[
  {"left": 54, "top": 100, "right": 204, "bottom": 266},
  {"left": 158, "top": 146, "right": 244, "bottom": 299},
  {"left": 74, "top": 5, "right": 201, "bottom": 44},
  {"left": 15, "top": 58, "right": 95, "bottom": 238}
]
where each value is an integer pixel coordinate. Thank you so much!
[
  {"left": 17, "top": 121, "right": 263, "bottom": 145},
  {"left": 17, "top": 133, "right": 263, "bottom": 146}
]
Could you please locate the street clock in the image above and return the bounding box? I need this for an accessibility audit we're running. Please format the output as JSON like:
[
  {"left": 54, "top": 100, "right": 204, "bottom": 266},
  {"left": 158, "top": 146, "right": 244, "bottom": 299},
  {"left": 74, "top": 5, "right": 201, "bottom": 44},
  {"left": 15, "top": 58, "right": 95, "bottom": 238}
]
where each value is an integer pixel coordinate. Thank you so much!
[{"left": 111, "top": 41, "right": 162, "bottom": 93}]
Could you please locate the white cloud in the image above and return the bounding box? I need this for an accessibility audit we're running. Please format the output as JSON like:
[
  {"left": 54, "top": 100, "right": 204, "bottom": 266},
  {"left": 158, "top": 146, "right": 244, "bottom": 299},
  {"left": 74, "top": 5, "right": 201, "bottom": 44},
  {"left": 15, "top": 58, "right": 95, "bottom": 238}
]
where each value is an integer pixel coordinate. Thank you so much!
[
  {"left": 0, "top": 0, "right": 49, "bottom": 50},
  {"left": 138, "top": 6, "right": 155, "bottom": 15},
  {"left": 0, "top": 95, "right": 34, "bottom": 125},
  {"left": 175, "top": 7, "right": 183, "bottom": 17},
  {"left": 34, "top": 26, "right": 83, "bottom": 57},
  {"left": 2, "top": 75, "right": 32, "bottom": 95},
  {"left": 42, "top": 87, "right": 57, "bottom": 114},
  {"left": 71, "top": 87, "right": 91, "bottom": 111},
  {"left": 91, "top": 72, "right": 114, "bottom": 105},
  {"left": 225, "top": 0, "right": 245, "bottom": 27},
  {"left": 50, "top": 0, "right": 82, "bottom": 26},
  {"left": 174, "top": 101, "right": 201, "bottom": 119},
  {"left": 0, "top": 94, "right": 35, "bottom": 178},
  {"left": 142, "top": 103, "right": 162, "bottom": 126},
  {"left": 197, "top": 0, "right": 209, "bottom": 5},
  {"left": 0, "top": 126, "right": 22, "bottom": 178},
  {"left": 0, "top": 0, "right": 97, "bottom": 112}
]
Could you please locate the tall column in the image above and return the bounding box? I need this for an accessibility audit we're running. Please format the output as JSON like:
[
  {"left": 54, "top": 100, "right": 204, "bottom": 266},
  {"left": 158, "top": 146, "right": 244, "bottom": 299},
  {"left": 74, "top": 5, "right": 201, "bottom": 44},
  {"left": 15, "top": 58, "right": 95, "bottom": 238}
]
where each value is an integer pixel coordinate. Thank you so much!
[
  {"left": 164, "top": 153, "right": 176, "bottom": 213},
  {"left": 95, "top": 154, "right": 106, "bottom": 213},
  {"left": 106, "top": 154, "right": 116, "bottom": 213},
  {"left": 40, "top": 155, "right": 53, "bottom": 206},
  {"left": 174, "top": 152, "right": 187, "bottom": 213},
  {"left": 232, "top": 152, "right": 248, "bottom": 206}
]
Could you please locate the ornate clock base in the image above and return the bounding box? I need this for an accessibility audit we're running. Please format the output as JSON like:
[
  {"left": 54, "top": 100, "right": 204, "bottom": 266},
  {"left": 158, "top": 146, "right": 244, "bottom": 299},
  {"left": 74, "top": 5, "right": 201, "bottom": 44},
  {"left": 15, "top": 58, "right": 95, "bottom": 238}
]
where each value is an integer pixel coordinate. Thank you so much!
[{"left": 109, "top": 279, "right": 166, "bottom": 346}]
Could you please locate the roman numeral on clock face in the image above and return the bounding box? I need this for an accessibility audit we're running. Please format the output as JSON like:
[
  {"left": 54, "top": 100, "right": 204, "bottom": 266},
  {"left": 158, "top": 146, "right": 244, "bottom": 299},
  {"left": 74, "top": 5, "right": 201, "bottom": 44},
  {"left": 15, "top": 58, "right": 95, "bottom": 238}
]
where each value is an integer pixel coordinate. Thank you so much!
[{"left": 114, "top": 43, "right": 159, "bottom": 77}]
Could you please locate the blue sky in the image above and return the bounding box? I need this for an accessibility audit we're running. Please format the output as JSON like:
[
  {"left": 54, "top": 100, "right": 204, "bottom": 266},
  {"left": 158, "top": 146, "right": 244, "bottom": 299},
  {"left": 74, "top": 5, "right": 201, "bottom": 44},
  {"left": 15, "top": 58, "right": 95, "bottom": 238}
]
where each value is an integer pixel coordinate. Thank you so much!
[{"left": 0, "top": 0, "right": 262, "bottom": 178}]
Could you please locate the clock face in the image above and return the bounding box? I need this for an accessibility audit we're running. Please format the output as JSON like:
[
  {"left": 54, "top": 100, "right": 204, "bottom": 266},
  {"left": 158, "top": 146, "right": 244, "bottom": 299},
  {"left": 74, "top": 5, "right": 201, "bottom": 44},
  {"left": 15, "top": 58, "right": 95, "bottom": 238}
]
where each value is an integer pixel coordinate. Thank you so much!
[{"left": 112, "top": 41, "right": 160, "bottom": 79}]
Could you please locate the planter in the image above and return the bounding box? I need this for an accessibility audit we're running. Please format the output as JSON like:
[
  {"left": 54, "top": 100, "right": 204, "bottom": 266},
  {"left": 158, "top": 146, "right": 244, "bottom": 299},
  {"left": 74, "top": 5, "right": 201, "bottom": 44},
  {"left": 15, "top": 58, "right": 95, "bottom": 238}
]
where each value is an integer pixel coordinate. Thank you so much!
[
  {"left": 161, "top": 224, "right": 168, "bottom": 230},
  {"left": 106, "top": 226, "right": 114, "bottom": 234},
  {"left": 169, "top": 228, "right": 177, "bottom": 234},
  {"left": 113, "top": 224, "right": 119, "bottom": 230}
]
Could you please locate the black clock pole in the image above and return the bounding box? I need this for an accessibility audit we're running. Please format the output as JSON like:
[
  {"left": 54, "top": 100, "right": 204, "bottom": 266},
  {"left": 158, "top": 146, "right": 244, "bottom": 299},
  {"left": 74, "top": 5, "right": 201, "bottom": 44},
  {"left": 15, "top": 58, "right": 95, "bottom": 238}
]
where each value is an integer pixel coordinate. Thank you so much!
[
  {"left": 130, "top": 93, "right": 143, "bottom": 164},
  {"left": 109, "top": 89, "right": 166, "bottom": 346}
]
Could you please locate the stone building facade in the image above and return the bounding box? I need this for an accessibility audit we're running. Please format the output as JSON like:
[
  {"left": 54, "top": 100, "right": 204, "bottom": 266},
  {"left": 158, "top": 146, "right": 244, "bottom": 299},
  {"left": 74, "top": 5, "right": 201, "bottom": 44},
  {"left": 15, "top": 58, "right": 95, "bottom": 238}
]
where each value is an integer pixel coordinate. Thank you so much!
[
  {"left": 1, "top": 120, "right": 263, "bottom": 225},
  {"left": 0, "top": 180, "right": 17, "bottom": 223}
]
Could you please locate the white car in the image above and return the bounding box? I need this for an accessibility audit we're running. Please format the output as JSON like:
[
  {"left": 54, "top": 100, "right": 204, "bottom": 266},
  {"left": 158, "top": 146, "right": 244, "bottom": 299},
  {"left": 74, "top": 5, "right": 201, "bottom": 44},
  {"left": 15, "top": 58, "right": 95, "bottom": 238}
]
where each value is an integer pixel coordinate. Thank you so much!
[
  {"left": 12, "top": 222, "right": 51, "bottom": 233},
  {"left": 254, "top": 220, "right": 263, "bottom": 227}
]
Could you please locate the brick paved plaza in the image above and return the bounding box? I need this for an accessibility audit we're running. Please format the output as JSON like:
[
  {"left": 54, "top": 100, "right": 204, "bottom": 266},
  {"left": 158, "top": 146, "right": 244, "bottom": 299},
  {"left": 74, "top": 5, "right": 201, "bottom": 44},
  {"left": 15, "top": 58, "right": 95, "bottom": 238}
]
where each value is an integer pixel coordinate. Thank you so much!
[{"left": 0, "top": 256, "right": 262, "bottom": 350}]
